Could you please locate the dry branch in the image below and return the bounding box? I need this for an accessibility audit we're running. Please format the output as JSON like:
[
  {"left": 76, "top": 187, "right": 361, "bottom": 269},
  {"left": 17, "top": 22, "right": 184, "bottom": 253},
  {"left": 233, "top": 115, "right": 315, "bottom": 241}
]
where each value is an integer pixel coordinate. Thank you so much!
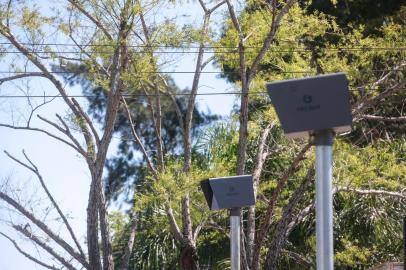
[
  {"left": 166, "top": 205, "right": 184, "bottom": 244},
  {"left": 335, "top": 186, "right": 406, "bottom": 199},
  {"left": 13, "top": 224, "right": 77, "bottom": 270},
  {"left": 0, "top": 231, "right": 60, "bottom": 270},
  {"left": 0, "top": 73, "right": 47, "bottom": 85},
  {"left": 67, "top": 0, "right": 113, "bottom": 40},
  {"left": 252, "top": 143, "right": 311, "bottom": 270},
  {"left": 0, "top": 123, "right": 83, "bottom": 154},
  {"left": 0, "top": 190, "right": 88, "bottom": 268},
  {"left": 247, "top": 122, "right": 275, "bottom": 265},
  {"left": 264, "top": 168, "right": 315, "bottom": 270},
  {"left": 121, "top": 96, "right": 158, "bottom": 177},
  {"left": 4, "top": 150, "right": 86, "bottom": 261},
  {"left": 119, "top": 214, "right": 138, "bottom": 270},
  {"left": 360, "top": 114, "right": 406, "bottom": 122}
]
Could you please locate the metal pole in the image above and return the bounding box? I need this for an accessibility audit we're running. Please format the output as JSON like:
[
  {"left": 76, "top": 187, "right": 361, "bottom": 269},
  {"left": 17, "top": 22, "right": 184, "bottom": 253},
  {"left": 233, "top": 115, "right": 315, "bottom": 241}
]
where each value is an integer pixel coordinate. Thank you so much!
[
  {"left": 403, "top": 217, "right": 406, "bottom": 270},
  {"left": 230, "top": 208, "right": 241, "bottom": 270},
  {"left": 315, "top": 130, "right": 334, "bottom": 270}
]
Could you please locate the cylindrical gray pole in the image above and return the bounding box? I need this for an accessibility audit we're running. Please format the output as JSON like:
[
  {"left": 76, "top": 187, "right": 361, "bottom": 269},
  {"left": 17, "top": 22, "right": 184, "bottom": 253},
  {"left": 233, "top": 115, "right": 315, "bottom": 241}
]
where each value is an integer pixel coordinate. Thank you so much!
[
  {"left": 230, "top": 208, "right": 241, "bottom": 270},
  {"left": 315, "top": 130, "right": 334, "bottom": 270},
  {"left": 403, "top": 217, "right": 406, "bottom": 270}
]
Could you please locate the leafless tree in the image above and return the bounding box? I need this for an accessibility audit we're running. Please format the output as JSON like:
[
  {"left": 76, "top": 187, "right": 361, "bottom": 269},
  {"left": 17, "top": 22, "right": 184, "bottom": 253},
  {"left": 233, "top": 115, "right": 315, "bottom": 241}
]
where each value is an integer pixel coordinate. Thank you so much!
[{"left": 0, "top": 1, "right": 139, "bottom": 269}]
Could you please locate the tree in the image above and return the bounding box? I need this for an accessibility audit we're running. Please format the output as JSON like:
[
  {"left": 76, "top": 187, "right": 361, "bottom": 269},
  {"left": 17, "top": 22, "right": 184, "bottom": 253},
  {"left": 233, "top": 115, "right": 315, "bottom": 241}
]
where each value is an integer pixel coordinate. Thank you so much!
[{"left": 0, "top": 1, "right": 152, "bottom": 269}]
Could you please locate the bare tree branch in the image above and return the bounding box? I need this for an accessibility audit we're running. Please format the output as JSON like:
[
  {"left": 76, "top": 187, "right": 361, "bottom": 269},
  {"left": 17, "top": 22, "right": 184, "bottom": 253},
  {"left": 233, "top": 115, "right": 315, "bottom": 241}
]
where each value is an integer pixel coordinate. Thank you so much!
[
  {"left": 0, "top": 23, "right": 90, "bottom": 127},
  {"left": 201, "top": 55, "right": 216, "bottom": 70},
  {"left": 197, "top": 0, "right": 208, "bottom": 13},
  {"left": 37, "top": 115, "right": 88, "bottom": 158},
  {"left": 252, "top": 143, "right": 311, "bottom": 270},
  {"left": 67, "top": 0, "right": 113, "bottom": 40},
  {"left": 55, "top": 114, "right": 88, "bottom": 156},
  {"left": 183, "top": 7, "right": 212, "bottom": 172},
  {"left": 281, "top": 249, "right": 315, "bottom": 269},
  {"left": 0, "top": 73, "right": 47, "bottom": 85},
  {"left": 248, "top": 0, "right": 298, "bottom": 83},
  {"left": 121, "top": 96, "right": 158, "bottom": 178},
  {"left": 13, "top": 224, "right": 77, "bottom": 270},
  {"left": 352, "top": 62, "right": 406, "bottom": 117},
  {"left": 0, "top": 22, "right": 97, "bottom": 165},
  {"left": 119, "top": 214, "right": 138, "bottom": 270},
  {"left": 0, "top": 190, "right": 88, "bottom": 268},
  {"left": 0, "top": 123, "right": 83, "bottom": 154},
  {"left": 208, "top": 1, "right": 227, "bottom": 14},
  {"left": 285, "top": 202, "right": 314, "bottom": 238},
  {"left": 71, "top": 98, "right": 101, "bottom": 147},
  {"left": 4, "top": 150, "right": 87, "bottom": 261},
  {"left": 247, "top": 122, "right": 274, "bottom": 265},
  {"left": 166, "top": 205, "right": 184, "bottom": 244},
  {"left": 335, "top": 186, "right": 406, "bottom": 199},
  {"left": 225, "top": 0, "right": 243, "bottom": 37},
  {"left": 25, "top": 95, "right": 58, "bottom": 128},
  {"left": 359, "top": 114, "right": 406, "bottom": 122},
  {"left": 264, "top": 168, "right": 315, "bottom": 270},
  {"left": 0, "top": 231, "right": 61, "bottom": 270}
]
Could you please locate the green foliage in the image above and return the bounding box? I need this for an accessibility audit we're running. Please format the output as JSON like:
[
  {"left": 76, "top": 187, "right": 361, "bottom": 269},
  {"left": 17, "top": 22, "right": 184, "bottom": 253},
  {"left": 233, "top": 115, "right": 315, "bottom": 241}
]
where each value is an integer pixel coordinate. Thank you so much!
[{"left": 213, "top": 0, "right": 406, "bottom": 268}]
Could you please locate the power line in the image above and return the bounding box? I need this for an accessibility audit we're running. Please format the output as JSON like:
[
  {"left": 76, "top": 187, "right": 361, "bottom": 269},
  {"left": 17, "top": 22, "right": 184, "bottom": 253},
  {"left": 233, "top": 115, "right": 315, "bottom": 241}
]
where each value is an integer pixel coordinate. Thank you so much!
[
  {"left": 0, "top": 47, "right": 405, "bottom": 55},
  {"left": 0, "top": 88, "right": 402, "bottom": 99},
  {"left": 0, "top": 42, "right": 405, "bottom": 51},
  {"left": 0, "top": 69, "right": 404, "bottom": 75}
]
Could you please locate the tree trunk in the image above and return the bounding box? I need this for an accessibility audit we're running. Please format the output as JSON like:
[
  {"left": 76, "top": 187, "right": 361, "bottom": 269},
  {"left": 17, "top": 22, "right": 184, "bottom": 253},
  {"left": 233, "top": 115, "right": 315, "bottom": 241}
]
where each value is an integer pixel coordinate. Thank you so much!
[
  {"left": 180, "top": 244, "right": 199, "bottom": 270},
  {"left": 180, "top": 196, "right": 200, "bottom": 269},
  {"left": 87, "top": 175, "right": 102, "bottom": 270}
]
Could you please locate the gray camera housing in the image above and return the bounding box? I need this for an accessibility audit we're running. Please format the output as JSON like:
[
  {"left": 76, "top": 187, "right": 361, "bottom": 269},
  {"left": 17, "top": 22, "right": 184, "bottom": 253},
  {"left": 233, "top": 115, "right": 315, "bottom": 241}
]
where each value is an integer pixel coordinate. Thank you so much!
[
  {"left": 200, "top": 175, "right": 255, "bottom": 210},
  {"left": 267, "top": 73, "right": 352, "bottom": 138}
]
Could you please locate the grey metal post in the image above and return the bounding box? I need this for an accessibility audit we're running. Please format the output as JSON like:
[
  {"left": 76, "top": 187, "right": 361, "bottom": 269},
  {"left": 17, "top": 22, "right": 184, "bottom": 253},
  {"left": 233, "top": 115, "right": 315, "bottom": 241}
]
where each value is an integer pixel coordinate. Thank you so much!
[
  {"left": 403, "top": 217, "right": 406, "bottom": 270},
  {"left": 230, "top": 208, "right": 241, "bottom": 270},
  {"left": 315, "top": 130, "right": 334, "bottom": 270}
]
